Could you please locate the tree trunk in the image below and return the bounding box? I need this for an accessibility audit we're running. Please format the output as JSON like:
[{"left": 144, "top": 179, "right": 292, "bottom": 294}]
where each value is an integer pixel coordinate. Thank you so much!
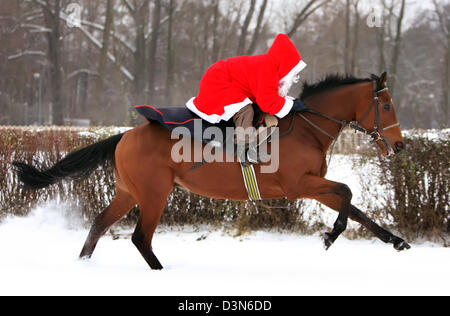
[
  {"left": 165, "top": 0, "right": 175, "bottom": 106},
  {"left": 344, "top": 0, "right": 351, "bottom": 74},
  {"left": 442, "top": 36, "right": 450, "bottom": 126},
  {"left": 389, "top": 0, "right": 406, "bottom": 99},
  {"left": 246, "top": 0, "right": 268, "bottom": 55},
  {"left": 94, "top": 0, "right": 114, "bottom": 108},
  {"left": 377, "top": 21, "right": 386, "bottom": 74},
  {"left": 148, "top": 0, "right": 161, "bottom": 100},
  {"left": 42, "top": 0, "right": 63, "bottom": 125},
  {"left": 350, "top": 1, "right": 360, "bottom": 75},
  {"left": 237, "top": 0, "right": 256, "bottom": 55},
  {"left": 133, "top": 1, "right": 149, "bottom": 104},
  {"left": 211, "top": 0, "right": 221, "bottom": 61}
]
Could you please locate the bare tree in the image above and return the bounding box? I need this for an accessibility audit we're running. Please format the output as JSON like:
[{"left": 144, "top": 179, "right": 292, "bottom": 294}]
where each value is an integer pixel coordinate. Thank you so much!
[
  {"left": 94, "top": 0, "right": 114, "bottom": 107},
  {"left": 124, "top": 0, "right": 150, "bottom": 103},
  {"left": 1, "top": 0, "right": 445, "bottom": 128},
  {"left": 377, "top": 0, "right": 387, "bottom": 74},
  {"left": 350, "top": 0, "right": 360, "bottom": 75},
  {"left": 287, "top": 0, "right": 332, "bottom": 37},
  {"left": 246, "top": 0, "right": 269, "bottom": 55},
  {"left": 432, "top": 0, "right": 450, "bottom": 126},
  {"left": 344, "top": 0, "right": 351, "bottom": 73},
  {"left": 165, "top": 0, "right": 175, "bottom": 106},
  {"left": 237, "top": 0, "right": 256, "bottom": 55},
  {"left": 389, "top": 0, "right": 406, "bottom": 98},
  {"left": 147, "top": 0, "right": 162, "bottom": 100},
  {"left": 40, "top": 0, "right": 64, "bottom": 125},
  {"left": 211, "top": 0, "right": 221, "bottom": 61}
]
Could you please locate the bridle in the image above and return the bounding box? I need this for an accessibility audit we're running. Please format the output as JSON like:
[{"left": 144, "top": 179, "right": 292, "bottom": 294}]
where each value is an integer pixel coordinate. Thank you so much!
[{"left": 297, "top": 80, "right": 400, "bottom": 154}]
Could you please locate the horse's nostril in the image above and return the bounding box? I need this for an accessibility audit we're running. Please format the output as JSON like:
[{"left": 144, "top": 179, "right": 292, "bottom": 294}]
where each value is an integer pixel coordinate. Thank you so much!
[{"left": 395, "top": 141, "right": 405, "bottom": 151}]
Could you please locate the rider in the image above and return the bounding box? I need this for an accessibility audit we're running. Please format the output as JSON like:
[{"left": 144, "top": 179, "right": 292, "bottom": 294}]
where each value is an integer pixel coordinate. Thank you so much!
[{"left": 186, "top": 33, "right": 307, "bottom": 165}]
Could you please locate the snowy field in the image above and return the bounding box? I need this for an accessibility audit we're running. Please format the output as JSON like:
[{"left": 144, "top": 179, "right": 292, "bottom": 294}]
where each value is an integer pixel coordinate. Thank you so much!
[
  {"left": 0, "top": 205, "right": 449, "bottom": 296},
  {"left": 0, "top": 154, "right": 448, "bottom": 296}
]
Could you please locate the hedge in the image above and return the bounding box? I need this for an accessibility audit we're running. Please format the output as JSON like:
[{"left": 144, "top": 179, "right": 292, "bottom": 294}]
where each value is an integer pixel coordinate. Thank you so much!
[{"left": 0, "top": 126, "right": 448, "bottom": 244}]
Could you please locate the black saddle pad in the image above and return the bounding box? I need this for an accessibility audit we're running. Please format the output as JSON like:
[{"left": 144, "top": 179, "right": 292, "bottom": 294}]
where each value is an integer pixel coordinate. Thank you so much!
[
  {"left": 134, "top": 104, "right": 266, "bottom": 147},
  {"left": 134, "top": 105, "right": 238, "bottom": 152}
]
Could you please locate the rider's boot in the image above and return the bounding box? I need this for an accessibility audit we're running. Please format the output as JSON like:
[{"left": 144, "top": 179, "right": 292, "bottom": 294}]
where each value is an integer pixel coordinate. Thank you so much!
[{"left": 246, "top": 114, "right": 278, "bottom": 164}]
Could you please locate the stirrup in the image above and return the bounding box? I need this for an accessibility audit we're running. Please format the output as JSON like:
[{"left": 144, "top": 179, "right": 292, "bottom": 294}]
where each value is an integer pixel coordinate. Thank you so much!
[
  {"left": 246, "top": 125, "right": 276, "bottom": 164},
  {"left": 246, "top": 146, "right": 272, "bottom": 164},
  {"left": 237, "top": 145, "right": 252, "bottom": 167}
]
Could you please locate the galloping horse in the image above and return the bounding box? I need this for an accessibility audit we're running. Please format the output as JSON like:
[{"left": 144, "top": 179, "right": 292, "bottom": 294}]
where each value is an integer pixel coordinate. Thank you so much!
[{"left": 13, "top": 72, "right": 410, "bottom": 270}]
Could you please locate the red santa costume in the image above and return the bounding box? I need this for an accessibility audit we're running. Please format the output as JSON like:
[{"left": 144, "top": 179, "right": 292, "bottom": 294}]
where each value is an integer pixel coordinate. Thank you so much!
[{"left": 186, "top": 33, "right": 306, "bottom": 124}]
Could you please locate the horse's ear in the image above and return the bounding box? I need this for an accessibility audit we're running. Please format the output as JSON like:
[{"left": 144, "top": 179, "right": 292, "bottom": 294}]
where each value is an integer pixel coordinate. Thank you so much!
[{"left": 378, "top": 72, "right": 387, "bottom": 89}]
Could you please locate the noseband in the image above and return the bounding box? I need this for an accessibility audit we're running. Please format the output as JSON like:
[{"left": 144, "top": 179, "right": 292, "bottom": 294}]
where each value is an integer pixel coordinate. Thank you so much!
[{"left": 298, "top": 80, "right": 400, "bottom": 153}]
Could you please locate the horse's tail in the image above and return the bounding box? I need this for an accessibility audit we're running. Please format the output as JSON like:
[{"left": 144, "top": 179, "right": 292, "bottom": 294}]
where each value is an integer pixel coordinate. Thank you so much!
[{"left": 13, "top": 133, "right": 124, "bottom": 190}]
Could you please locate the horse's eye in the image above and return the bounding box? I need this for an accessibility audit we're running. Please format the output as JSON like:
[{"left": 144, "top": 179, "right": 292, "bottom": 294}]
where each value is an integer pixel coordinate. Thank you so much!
[{"left": 383, "top": 104, "right": 391, "bottom": 111}]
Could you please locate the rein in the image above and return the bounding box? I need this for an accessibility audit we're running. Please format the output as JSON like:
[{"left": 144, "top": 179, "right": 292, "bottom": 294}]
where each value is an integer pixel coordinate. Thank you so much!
[{"left": 297, "top": 80, "right": 400, "bottom": 154}]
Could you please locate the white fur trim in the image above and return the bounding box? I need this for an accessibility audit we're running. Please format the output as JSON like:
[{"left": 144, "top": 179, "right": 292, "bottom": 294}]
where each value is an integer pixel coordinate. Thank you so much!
[
  {"left": 280, "top": 60, "right": 307, "bottom": 85},
  {"left": 275, "top": 97, "right": 294, "bottom": 118},
  {"left": 186, "top": 97, "right": 253, "bottom": 124}
]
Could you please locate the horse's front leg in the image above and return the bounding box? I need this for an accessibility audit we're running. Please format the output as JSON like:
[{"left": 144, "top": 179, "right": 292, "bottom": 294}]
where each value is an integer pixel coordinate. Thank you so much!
[
  {"left": 297, "top": 175, "right": 411, "bottom": 251},
  {"left": 349, "top": 204, "right": 410, "bottom": 251},
  {"left": 294, "top": 175, "right": 353, "bottom": 249},
  {"left": 321, "top": 183, "right": 353, "bottom": 250}
]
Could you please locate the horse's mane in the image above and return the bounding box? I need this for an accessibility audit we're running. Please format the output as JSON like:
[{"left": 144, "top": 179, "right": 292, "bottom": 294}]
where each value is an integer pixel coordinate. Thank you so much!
[{"left": 300, "top": 73, "right": 378, "bottom": 100}]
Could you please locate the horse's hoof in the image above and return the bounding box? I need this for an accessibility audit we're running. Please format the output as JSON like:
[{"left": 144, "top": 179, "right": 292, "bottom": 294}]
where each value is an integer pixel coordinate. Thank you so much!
[
  {"left": 79, "top": 254, "right": 92, "bottom": 261},
  {"left": 323, "top": 232, "right": 333, "bottom": 250},
  {"left": 394, "top": 240, "right": 411, "bottom": 251}
]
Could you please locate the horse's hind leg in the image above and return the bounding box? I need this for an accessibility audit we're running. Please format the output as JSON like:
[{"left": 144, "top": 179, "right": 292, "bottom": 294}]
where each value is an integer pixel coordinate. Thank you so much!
[
  {"left": 132, "top": 215, "right": 164, "bottom": 270},
  {"left": 131, "top": 170, "right": 174, "bottom": 270},
  {"left": 79, "top": 185, "right": 136, "bottom": 259},
  {"left": 132, "top": 199, "right": 171, "bottom": 270}
]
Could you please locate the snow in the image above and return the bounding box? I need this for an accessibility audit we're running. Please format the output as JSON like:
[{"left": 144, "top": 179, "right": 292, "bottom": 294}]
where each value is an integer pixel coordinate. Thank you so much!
[
  {"left": 1, "top": 147, "right": 448, "bottom": 296},
  {"left": 0, "top": 203, "right": 448, "bottom": 296},
  {"left": 402, "top": 128, "right": 450, "bottom": 141},
  {"left": 77, "top": 126, "right": 132, "bottom": 139}
]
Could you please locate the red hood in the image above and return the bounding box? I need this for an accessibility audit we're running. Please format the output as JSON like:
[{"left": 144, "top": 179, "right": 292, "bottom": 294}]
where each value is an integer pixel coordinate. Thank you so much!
[{"left": 267, "top": 34, "right": 306, "bottom": 82}]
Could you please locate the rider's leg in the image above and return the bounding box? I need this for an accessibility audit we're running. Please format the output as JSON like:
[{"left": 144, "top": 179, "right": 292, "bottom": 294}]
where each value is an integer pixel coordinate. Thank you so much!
[
  {"left": 233, "top": 104, "right": 254, "bottom": 165},
  {"left": 247, "top": 114, "right": 278, "bottom": 163}
]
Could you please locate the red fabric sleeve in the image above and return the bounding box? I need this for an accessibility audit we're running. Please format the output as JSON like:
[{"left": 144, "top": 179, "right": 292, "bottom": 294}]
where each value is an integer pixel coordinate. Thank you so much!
[{"left": 255, "top": 56, "right": 287, "bottom": 115}]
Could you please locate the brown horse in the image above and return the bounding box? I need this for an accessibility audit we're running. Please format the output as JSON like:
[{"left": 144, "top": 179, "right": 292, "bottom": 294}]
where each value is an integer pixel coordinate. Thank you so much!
[{"left": 13, "top": 72, "right": 410, "bottom": 270}]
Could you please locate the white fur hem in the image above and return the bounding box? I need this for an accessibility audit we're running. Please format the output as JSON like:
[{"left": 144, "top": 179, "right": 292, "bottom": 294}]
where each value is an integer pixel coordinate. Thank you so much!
[
  {"left": 186, "top": 97, "right": 253, "bottom": 124},
  {"left": 280, "top": 60, "right": 307, "bottom": 84}
]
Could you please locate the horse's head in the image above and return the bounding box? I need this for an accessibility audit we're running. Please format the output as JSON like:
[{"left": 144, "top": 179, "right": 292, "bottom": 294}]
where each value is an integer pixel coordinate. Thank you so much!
[{"left": 354, "top": 72, "right": 404, "bottom": 156}]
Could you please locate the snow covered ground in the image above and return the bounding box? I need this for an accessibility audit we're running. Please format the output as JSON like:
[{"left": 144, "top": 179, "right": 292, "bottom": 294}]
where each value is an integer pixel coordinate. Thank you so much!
[
  {"left": 0, "top": 204, "right": 448, "bottom": 296},
  {"left": 1, "top": 154, "right": 448, "bottom": 296}
]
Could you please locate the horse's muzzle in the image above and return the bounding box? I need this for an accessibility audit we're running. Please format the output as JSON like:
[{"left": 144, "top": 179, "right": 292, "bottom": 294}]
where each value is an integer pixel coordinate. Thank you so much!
[{"left": 394, "top": 141, "right": 405, "bottom": 153}]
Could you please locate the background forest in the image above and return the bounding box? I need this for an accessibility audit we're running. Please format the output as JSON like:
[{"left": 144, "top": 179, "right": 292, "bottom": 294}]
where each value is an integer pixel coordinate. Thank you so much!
[{"left": 1, "top": 0, "right": 449, "bottom": 128}]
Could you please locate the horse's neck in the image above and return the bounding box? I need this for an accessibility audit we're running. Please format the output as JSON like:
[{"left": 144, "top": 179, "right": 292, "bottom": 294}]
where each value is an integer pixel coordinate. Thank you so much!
[
  {"left": 296, "top": 84, "right": 366, "bottom": 150},
  {"left": 309, "top": 85, "right": 361, "bottom": 121}
]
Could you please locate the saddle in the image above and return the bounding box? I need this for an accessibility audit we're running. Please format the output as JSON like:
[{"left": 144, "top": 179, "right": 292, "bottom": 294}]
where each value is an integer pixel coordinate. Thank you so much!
[{"left": 134, "top": 104, "right": 265, "bottom": 153}]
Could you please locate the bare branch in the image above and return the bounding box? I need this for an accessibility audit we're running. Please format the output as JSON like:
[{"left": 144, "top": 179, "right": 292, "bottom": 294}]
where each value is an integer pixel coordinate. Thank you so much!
[
  {"left": 8, "top": 50, "right": 46, "bottom": 60},
  {"left": 287, "top": 0, "right": 332, "bottom": 37}
]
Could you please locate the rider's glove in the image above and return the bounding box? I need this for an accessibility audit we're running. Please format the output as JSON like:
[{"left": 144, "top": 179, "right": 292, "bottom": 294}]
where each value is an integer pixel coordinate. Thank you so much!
[{"left": 292, "top": 98, "right": 308, "bottom": 112}]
